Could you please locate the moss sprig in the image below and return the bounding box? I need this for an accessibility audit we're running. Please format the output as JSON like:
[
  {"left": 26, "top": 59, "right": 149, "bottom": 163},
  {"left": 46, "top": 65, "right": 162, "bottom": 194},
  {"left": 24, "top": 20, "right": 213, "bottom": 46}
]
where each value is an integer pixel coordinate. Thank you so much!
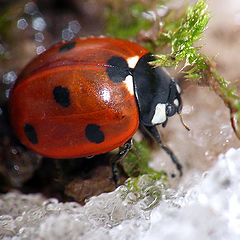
[
  {"left": 152, "top": 0, "right": 240, "bottom": 139},
  {"left": 152, "top": 1, "right": 210, "bottom": 77}
]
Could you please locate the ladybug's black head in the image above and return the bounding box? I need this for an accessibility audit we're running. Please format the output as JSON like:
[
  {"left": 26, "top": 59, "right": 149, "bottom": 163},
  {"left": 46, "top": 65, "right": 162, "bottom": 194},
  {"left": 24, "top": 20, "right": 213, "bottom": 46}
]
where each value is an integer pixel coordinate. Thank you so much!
[{"left": 133, "top": 53, "right": 182, "bottom": 128}]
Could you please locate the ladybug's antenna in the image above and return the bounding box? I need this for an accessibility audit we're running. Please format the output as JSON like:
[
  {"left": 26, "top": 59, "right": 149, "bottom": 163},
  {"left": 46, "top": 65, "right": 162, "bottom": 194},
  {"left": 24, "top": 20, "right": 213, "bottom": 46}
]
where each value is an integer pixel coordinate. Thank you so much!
[{"left": 178, "top": 112, "right": 190, "bottom": 131}]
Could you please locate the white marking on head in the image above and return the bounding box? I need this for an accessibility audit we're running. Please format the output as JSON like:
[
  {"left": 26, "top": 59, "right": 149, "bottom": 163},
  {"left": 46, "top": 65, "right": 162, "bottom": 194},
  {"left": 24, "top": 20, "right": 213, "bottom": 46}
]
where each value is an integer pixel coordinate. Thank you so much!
[
  {"left": 176, "top": 83, "right": 181, "bottom": 94},
  {"left": 174, "top": 99, "right": 179, "bottom": 107},
  {"left": 151, "top": 103, "right": 166, "bottom": 125},
  {"left": 127, "top": 56, "right": 140, "bottom": 68},
  {"left": 124, "top": 75, "right": 134, "bottom": 95}
]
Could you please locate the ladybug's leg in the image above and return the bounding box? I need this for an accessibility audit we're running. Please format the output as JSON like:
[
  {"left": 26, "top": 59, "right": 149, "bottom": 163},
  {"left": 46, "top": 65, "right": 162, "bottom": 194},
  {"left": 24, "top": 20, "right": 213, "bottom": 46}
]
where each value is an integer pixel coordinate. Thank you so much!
[
  {"left": 111, "top": 138, "right": 133, "bottom": 187},
  {"left": 143, "top": 125, "right": 183, "bottom": 177}
]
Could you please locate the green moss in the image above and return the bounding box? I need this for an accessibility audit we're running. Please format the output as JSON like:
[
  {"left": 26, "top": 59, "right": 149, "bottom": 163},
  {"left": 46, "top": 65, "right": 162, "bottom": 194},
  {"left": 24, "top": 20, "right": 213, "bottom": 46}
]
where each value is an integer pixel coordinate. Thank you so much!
[
  {"left": 121, "top": 141, "right": 166, "bottom": 179},
  {"left": 152, "top": 1, "right": 210, "bottom": 73},
  {"left": 150, "top": 0, "right": 240, "bottom": 139},
  {"left": 117, "top": 139, "right": 168, "bottom": 201},
  {"left": 207, "top": 62, "right": 240, "bottom": 139},
  {"left": 121, "top": 140, "right": 149, "bottom": 175}
]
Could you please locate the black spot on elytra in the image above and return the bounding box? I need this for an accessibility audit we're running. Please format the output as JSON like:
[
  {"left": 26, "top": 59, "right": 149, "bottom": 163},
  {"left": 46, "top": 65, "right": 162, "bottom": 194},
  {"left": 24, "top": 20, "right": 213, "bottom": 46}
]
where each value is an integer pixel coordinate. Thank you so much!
[
  {"left": 59, "top": 41, "right": 76, "bottom": 53},
  {"left": 85, "top": 124, "right": 104, "bottom": 144},
  {"left": 53, "top": 86, "right": 70, "bottom": 108},
  {"left": 24, "top": 124, "right": 38, "bottom": 144},
  {"left": 106, "top": 56, "right": 131, "bottom": 83}
]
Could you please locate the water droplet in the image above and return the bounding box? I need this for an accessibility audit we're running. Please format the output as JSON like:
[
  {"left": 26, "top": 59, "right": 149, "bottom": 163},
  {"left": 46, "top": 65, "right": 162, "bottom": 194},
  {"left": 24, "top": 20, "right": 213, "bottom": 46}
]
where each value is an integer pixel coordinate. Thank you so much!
[
  {"left": 11, "top": 148, "right": 18, "bottom": 155},
  {"left": 17, "top": 18, "right": 28, "bottom": 30},
  {"left": 14, "top": 165, "right": 20, "bottom": 171},
  {"left": 15, "top": 216, "right": 23, "bottom": 222},
  {"left": 43, "top": 198, "right": 60, "bottom": 212},
  {"left": 3, "top": 71, "right": 17, "bottom": 84},
  {"left": 24, "top": 2, "right": 39, "bottom": 15},
  {"left": 36, "top": 46, "right": 46, "bottom": 55},
  {"left": 62, "top": 28, "right": 74, "bottom": 41},
  {"left": 35, "top": 32, "right": 44, "bottom": 42},
  {"left": 43, "top": 198, "right": 59, "bottom": 207},
  {"left": 68, "top": 20, "right": 81, "bottom": 34},
  {"left": 159, "top": 21, "right": 164, "bottom": 27},
  {"left": 32, "top": 17, "right": 46, "bottom": 31}
]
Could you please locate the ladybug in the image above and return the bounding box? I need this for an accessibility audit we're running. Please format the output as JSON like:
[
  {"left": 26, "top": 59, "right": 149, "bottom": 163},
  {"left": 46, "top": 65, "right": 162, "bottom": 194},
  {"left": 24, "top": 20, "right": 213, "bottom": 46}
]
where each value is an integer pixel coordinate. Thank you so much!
[{"left": 9, "top": 37, "right": 184, "bottom": 182}]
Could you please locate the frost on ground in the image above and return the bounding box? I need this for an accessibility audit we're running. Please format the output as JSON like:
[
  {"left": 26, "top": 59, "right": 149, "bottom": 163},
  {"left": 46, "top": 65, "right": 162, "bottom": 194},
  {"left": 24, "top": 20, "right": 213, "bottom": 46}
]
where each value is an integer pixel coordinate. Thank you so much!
[{"left": 1, "top": 148, "right": 240, "bottom": 240}]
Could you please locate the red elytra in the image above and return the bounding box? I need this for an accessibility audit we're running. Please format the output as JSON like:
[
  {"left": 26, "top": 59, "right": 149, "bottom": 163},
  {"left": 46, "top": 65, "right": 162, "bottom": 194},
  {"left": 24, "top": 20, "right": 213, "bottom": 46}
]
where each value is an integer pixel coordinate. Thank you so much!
[{"left": 9, "top": 37, "right": 149, "bottom": 159}]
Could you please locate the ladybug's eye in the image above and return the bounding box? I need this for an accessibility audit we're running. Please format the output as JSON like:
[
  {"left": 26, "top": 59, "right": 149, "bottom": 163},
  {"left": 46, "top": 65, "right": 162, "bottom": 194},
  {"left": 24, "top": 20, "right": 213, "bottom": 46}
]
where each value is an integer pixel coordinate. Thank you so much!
[{"left": 166, "top": 104, "right": 176, "bottom": 117}]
